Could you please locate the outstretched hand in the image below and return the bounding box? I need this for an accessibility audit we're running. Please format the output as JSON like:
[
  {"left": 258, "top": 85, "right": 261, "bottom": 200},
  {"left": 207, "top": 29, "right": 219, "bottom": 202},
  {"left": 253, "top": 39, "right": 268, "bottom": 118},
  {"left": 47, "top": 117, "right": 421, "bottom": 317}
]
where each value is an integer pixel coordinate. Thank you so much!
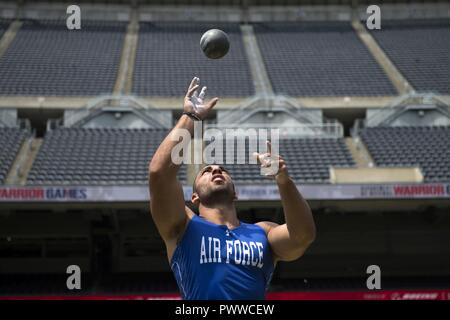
[
  {"left": 184, "top": 77, "right": 219, "bottom": 120},
  {"left": 253, "top": 141, "right": 290, "bottom": 184}
]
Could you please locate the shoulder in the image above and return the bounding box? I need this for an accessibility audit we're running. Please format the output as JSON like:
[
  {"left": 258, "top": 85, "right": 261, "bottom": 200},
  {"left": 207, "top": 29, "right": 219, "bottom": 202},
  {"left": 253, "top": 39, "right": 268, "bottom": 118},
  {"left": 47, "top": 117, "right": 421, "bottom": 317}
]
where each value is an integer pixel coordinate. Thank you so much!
[
  {"left": 255, "top": 221, "right": 280, "bottom": 235},
  {"left": 255, "top": 221, "right": 280, "bottom": 266}
]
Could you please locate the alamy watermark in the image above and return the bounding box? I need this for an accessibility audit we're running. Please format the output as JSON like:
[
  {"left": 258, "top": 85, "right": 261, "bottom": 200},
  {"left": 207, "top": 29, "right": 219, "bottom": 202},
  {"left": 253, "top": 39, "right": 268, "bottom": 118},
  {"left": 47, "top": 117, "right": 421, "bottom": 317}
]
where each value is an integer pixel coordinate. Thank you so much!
[
  {"left": 66, "top": 264, "right": 81, "bottom": 290},
  {"left": 366, "top": 5, "right": 381, "bottom": 30},
  {"left": 170, "top": 122, "right": 281, "bottom": 176},
  {"left": 366, "top": 264, "right": 381, "bottom": 290},
  {"left": 65, "top": 4, "right": 381, "bottom": 31},
  {"left": 66, "top": 5, "right": 81, "bottom": 30}
]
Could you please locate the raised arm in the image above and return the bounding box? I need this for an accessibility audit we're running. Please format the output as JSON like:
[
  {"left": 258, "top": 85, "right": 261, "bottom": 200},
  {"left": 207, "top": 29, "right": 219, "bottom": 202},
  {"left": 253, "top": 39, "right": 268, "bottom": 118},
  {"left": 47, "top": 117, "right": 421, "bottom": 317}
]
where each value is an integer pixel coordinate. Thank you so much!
[
  {"left": 255, "top": 142, "right": 316, "bottom": 263},
  {"left": 148, "top": 77, "right": 218, "bottom": 258}
]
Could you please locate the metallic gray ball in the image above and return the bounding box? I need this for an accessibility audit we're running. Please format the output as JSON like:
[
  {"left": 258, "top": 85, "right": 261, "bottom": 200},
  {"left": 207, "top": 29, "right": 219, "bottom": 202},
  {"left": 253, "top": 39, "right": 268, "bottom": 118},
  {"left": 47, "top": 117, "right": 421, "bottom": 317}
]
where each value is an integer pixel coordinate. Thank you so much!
[{"left": 200, "top": 29, "right": 230, "bottom": 59}]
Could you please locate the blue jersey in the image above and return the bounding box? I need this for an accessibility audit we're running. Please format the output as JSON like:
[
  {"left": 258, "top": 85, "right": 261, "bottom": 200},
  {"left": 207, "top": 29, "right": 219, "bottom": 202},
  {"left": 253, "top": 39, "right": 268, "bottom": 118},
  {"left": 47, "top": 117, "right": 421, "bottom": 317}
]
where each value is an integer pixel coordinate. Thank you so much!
[{"left": 170, "top": 214, "right": 275, "bottom": 300}]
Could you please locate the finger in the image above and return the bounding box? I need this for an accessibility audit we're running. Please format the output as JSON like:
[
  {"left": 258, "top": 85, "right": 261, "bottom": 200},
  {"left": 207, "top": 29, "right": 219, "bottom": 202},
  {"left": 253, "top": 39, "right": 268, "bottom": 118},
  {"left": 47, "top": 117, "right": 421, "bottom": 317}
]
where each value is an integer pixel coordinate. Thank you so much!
[
  {"left": 193, "top": 88, "right": 199, "bottom": 98},
  {"left": 254, "top": 151, "right": 275, "bottom": 168},
  {"left": 255, "top": 152, "right": 272, "bottom": 177},
  {"left": 260, "top": 154, "right": 272, "bottom": 167},
  {"left": 188, "top": 77, "right": 199, "bottom": 91},
  {"left": 199, "top": 86, "right": 207, "bottom": 100},
  {"left": 261, "top": 160, "right": 272, "bottom": 168},
  {"left": 205, "top": 97, "right": 219, "bottom": 110},
  {"left": 187, "top": 84, "right": 199, "bottom": 98},
  {"left": 253, "top": 152, "right": 268, "bottom": 165}
]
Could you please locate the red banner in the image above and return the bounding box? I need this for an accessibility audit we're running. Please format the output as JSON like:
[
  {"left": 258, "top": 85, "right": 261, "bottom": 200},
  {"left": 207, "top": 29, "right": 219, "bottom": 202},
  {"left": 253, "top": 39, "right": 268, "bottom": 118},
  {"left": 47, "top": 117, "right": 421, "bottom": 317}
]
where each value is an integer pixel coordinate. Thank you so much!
[{"left": 267, "top": 290, "right": 450, "bottom": 300}]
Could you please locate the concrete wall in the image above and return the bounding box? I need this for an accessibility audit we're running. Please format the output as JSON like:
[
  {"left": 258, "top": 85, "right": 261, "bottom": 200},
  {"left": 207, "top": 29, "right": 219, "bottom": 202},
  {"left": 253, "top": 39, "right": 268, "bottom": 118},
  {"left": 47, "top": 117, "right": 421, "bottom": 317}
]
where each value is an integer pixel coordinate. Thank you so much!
[
  {"left": 2, "top": 2, "right": 448, "bottom": 22},
  {"left": 367, "top": 107, "right": 450, "bottom": 127}
]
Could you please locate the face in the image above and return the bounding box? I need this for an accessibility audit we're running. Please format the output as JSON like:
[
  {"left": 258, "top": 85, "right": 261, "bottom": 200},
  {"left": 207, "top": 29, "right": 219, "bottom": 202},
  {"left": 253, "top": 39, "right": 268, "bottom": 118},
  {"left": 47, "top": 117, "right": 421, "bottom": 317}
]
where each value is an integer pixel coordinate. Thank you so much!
[{"left": 192, "top": 165, "right": 236, "bottom": 205}]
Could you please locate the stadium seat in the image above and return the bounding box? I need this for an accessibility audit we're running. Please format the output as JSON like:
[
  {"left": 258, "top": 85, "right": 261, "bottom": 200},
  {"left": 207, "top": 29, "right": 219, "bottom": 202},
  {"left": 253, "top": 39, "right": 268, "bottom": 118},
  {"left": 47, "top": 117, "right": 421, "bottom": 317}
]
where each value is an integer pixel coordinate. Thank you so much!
[
  {"left": 132, "top": 22, "right": 254, "bottom": 97},
  {"left": 0, "top": 20, "right": 126, "bottom": 96},
  {"left": 27, "top": 128, "right": 187, "bottom": 185},
  {"left": 369, "top": 19, "right": 450, "bottom": 94},
  {"left": 360, "top": 126, "right": 450, "bottom": 182},
  {"left": 254, "top": 22, "right": 397, "bottom": 96}
]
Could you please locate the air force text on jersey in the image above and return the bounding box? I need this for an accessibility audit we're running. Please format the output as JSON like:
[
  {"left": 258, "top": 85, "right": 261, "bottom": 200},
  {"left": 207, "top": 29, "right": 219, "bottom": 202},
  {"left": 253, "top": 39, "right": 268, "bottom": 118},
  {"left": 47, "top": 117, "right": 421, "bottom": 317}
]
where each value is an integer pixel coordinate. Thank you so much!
[{"left": 199, "top": 236, "right": 265, "bottom": 268}]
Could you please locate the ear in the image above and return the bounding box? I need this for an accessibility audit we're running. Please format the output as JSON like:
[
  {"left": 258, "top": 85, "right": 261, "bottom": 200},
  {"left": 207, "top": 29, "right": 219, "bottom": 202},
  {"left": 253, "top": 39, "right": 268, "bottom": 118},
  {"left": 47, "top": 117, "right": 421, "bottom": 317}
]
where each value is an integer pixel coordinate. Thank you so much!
[{"left": 191, "top": 192, "right": 200, "bottom": 206}]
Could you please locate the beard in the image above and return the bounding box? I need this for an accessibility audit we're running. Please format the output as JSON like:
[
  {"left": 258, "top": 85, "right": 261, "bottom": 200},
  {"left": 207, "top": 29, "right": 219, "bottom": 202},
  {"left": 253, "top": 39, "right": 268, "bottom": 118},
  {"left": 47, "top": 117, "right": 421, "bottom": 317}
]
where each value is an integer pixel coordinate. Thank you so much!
[{"left": 197, "top": 182, "right": 235, "bottom": 207}]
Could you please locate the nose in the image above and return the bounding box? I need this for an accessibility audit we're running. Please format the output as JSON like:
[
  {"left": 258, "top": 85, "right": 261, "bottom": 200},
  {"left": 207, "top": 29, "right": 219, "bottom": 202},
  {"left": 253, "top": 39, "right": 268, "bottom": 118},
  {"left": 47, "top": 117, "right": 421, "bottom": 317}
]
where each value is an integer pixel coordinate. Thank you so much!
[{"left": 211, "top": 166, "right": 223, "bottom": 175}]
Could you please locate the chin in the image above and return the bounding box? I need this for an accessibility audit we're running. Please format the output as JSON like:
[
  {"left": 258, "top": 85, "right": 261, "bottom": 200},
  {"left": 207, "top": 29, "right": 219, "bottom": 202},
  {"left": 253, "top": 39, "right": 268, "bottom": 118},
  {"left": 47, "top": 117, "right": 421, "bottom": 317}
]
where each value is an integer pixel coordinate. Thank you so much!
[
  {"left": 205, "top": 184, "right": 233, "bottom": 198},
  {"left": 209, "top": 184, "right": 228, "bottom": 193}
]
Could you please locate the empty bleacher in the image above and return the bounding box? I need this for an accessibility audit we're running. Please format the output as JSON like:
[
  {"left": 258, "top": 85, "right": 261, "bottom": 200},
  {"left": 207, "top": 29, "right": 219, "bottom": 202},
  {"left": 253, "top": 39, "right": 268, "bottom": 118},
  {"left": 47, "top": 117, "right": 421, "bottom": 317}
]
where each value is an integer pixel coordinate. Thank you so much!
[
  {"left": 254, "top": 22, "right": 397, "bottom": 97},
  {"left": 27, "top": 127, "right": 187, "bottom": 185},
  {"left": 24, "top": 126, "right": 355, "bottom": 185},
  {"left": 0, "top": 127, "right": 29, "bottom": 184},
  {"left": 360, "top": 126, "right": 450, "bottom": 182},
  {"left": 208, "top": 137, "right": 355, "bottom": 184},
  {"left": 132, "top": 22, "right": 254, "bottom": 97},
  {"left": 281, "top": 137, "right": 355, "bottom": 183},
  {"left": 369, "top": 19, "right": 450, "bottom": 94},
  {"left": 0, "top": 20, "right": 126, "bottom": 96}
]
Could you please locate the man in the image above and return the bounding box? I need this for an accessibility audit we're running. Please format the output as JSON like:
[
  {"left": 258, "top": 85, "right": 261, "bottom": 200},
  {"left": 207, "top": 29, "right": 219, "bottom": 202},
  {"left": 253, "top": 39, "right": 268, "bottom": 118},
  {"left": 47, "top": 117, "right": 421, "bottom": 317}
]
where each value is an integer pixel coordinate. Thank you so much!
[{"left": 149, "top": 77, "right": 316, "bottom": 300}]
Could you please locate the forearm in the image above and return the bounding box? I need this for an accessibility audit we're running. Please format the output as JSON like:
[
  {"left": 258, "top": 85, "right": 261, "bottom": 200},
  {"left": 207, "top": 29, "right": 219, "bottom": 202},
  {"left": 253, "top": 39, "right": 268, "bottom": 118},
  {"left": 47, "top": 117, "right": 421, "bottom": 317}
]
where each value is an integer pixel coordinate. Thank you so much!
[
  {"left": 149, "top": 115, "right": 195, "bottom": 178},
  {"left": 277, "top": 177, "right": 316, "bottom": 243}
]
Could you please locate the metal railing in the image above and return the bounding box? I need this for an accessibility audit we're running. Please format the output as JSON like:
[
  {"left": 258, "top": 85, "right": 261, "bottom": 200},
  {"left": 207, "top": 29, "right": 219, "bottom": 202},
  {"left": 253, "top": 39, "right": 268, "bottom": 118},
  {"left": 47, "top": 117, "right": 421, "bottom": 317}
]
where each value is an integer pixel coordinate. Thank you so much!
[
  {"left": 366, "top": 92, "right": 450, "bottom": 127},
  {"left": 219, "top": 94, "right": 321, "bottom": 125},
  {"left": 62, "top": 95, "right": 170, "bottom": 129}
]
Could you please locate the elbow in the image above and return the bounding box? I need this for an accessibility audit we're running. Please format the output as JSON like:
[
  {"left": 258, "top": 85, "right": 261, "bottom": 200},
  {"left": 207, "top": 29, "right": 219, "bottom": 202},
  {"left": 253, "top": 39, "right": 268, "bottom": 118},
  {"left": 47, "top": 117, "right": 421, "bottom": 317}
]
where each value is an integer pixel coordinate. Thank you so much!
[
  {"left": 284, "top": 232, "right": 316, "bottom": 262},
  {"left": 297, "top": 231, "right": 315, "bottom": 249},
  {"left": 292, "top": 226, "right": 316, "bottom": 249},
  {"left": 305, "top": 224, "right": 317, "bottom": 246}
]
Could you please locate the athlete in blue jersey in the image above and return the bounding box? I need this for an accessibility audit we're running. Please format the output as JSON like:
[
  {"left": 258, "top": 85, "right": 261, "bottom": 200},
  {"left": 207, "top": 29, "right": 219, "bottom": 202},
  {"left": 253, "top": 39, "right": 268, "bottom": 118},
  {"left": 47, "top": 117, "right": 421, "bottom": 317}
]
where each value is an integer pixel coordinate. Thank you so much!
[{"left": 149, "top": 77, "right": 316, "bottom": 300}]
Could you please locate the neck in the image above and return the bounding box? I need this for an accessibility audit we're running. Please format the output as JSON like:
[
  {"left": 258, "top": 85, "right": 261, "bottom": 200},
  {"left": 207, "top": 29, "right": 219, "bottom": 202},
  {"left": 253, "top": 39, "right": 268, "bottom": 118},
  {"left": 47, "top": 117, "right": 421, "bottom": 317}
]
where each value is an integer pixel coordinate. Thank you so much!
[{"left": 198, "top": 202, "right": 239, "bottom": 229}]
